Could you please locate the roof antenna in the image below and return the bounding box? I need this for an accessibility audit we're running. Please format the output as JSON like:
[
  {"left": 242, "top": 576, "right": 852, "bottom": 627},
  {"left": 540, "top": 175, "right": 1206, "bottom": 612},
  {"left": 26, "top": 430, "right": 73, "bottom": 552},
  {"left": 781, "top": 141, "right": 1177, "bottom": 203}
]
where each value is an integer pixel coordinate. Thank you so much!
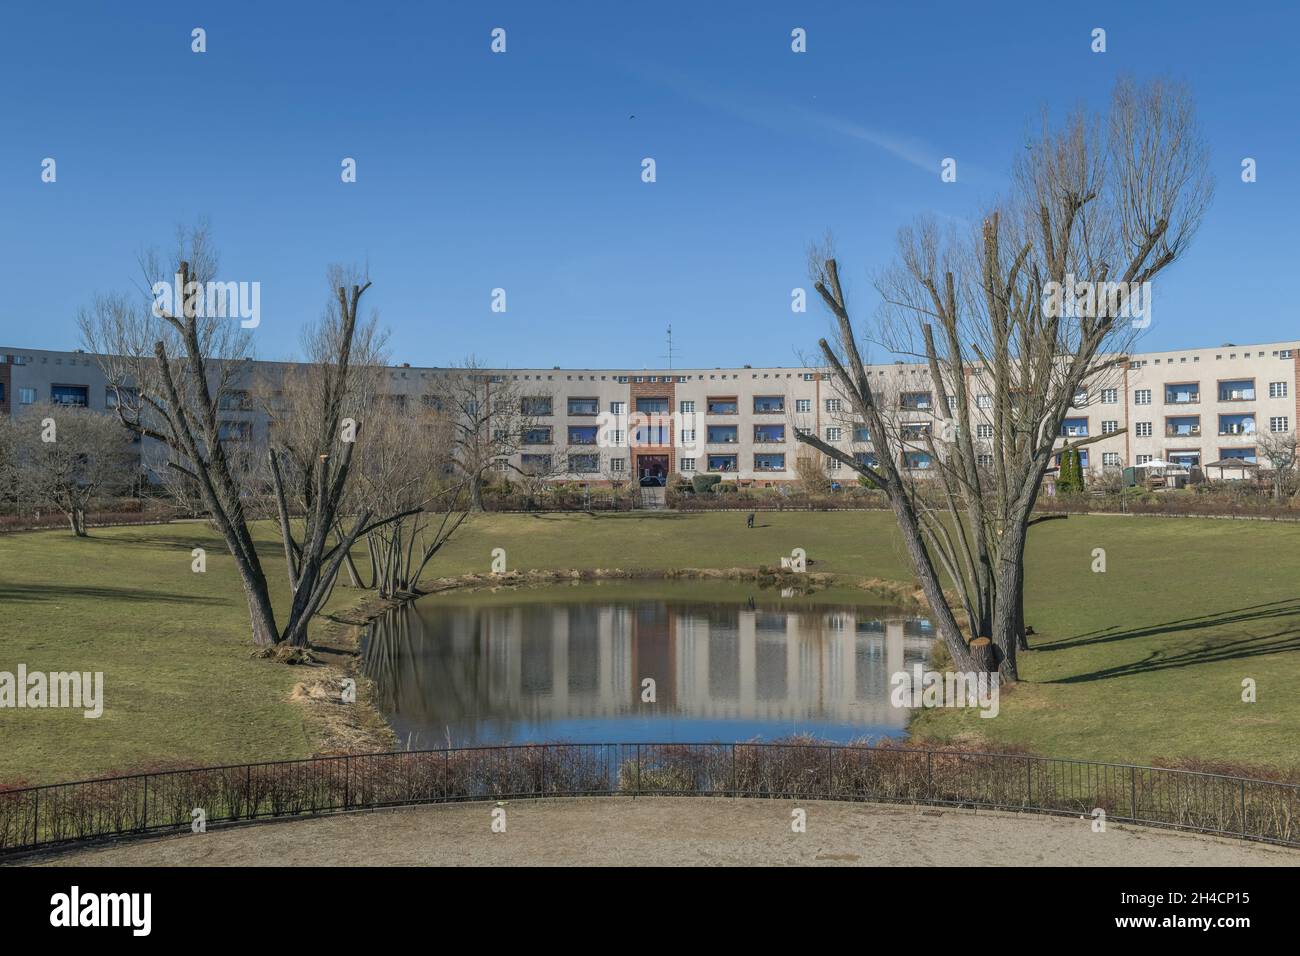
[{"left": 661, "top": 324, "right": 676, "bottom": 370}]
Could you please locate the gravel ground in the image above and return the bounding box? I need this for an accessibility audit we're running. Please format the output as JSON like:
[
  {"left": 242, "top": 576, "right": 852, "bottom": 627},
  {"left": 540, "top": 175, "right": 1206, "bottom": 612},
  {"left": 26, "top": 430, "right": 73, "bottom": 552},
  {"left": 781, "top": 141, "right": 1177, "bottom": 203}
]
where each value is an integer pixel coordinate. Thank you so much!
[{"left": 24, "top": 798, "right": 1300, "bottom": 867}]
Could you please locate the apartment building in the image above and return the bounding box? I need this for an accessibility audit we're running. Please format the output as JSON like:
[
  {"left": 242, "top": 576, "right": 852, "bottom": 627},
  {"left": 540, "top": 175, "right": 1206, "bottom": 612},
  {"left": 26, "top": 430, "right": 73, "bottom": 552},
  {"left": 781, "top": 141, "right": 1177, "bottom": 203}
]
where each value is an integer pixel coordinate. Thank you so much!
[{"left": 3, "top": 340, "right": 1298, "bottom": 485}]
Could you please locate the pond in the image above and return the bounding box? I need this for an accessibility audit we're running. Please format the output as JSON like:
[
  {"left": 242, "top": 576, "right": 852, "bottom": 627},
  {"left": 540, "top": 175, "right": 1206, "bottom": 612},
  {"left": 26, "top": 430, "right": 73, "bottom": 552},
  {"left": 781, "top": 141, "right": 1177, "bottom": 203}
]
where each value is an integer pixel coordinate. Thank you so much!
[{"left": 361, "top": 581, "right": 933, "bottom": 748}]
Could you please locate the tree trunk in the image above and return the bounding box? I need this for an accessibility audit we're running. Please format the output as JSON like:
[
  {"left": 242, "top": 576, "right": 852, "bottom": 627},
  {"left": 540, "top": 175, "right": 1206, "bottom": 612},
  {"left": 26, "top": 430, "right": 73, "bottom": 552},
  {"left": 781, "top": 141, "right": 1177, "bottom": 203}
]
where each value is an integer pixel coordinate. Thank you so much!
[{"left": 238, "top": 574, "right": 280, "bottom": 647}]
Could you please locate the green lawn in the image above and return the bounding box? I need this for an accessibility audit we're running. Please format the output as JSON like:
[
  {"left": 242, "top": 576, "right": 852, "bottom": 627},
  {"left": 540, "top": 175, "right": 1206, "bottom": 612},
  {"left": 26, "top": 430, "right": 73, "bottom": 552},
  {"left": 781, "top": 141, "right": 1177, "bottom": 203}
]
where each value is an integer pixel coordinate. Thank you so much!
[{"left": 2, "top": 511, "right": 1297, "bottom": 784}]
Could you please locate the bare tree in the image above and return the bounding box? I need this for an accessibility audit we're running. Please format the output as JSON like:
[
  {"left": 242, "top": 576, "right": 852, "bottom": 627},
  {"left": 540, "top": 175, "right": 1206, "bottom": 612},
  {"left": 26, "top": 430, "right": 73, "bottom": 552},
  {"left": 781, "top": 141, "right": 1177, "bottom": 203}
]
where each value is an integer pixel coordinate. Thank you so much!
[
  {"left": 796, "top": 77, "right": 1212, "bottom": 679},
  {"left": 1258, "top": 431, "right": 1299, "bottom": 500},
  {"left": 436, "top": 360, "right": 550, "bottom": 509},
  {"left": 78, "top": 226, "right": 407, "bottom": 647},
  {"left": 346, "top": 396, "right": 471, "bottom": 597},
  {"left": 2, "top": 405, "right": 138, "bottom": 535}
]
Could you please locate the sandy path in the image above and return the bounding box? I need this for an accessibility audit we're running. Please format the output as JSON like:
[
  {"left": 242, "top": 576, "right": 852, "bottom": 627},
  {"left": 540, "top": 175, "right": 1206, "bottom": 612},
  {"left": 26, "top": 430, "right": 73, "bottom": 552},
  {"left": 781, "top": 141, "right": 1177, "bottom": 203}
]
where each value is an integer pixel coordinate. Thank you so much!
[{"left": 24, "top": 798, "right": 1299, "bottom": 867}]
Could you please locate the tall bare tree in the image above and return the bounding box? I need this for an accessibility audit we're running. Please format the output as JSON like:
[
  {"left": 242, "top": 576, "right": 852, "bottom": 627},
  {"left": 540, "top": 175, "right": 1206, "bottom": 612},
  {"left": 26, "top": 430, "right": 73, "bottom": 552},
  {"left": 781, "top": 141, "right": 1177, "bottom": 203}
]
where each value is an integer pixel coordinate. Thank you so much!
[
  {"left": 79, "top": 227, "right": 407, "bottom": 647},
  {"left": 796, "top": 77, "right": 1212, "bottom": 679}
]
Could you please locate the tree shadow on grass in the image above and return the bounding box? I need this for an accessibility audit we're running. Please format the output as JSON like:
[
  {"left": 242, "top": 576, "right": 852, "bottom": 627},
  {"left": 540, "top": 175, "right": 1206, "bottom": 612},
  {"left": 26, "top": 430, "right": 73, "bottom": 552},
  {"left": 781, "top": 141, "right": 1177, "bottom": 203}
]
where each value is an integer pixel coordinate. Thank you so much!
[
  {"left": 0, "top": 584, "right": 226, "bottom": 606},
  {"left": 1039, "top": 599, "right": 1300, "bottom": 684},
  {"left": 1035, "top": 599, "right": 1300, "bottom": 653}
]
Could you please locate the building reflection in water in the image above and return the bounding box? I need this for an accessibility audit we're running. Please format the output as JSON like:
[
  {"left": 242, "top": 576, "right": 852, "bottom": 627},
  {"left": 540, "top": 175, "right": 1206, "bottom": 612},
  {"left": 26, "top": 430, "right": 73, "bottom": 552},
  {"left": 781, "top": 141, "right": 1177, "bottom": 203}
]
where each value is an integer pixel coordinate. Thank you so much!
[{"left": 363, "top": 594, "right": 933, "bottom": 747}]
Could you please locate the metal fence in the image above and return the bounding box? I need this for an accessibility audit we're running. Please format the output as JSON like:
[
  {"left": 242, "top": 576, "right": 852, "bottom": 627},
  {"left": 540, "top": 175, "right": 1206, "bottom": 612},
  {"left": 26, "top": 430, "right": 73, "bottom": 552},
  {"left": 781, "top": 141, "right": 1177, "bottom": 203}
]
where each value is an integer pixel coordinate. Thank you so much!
[{"left": 2, "top": 743, "right": 1297, "bottom": 854}]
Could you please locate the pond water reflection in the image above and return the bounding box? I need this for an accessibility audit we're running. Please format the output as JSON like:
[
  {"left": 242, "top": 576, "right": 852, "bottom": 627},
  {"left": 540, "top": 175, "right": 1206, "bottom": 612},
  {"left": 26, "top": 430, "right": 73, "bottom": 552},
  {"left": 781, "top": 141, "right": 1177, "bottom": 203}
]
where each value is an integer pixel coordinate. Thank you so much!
[{"left": 362, "top": 583, "right": 933, "bottom": 747}]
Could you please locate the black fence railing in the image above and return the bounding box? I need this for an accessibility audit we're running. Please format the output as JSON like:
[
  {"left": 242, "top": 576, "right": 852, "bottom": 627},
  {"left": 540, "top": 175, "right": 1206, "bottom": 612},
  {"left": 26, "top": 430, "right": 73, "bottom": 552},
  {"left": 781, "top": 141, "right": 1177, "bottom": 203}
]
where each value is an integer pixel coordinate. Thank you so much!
[{"left": 2, "top": 743, "right": 1298, "bottom": 854}]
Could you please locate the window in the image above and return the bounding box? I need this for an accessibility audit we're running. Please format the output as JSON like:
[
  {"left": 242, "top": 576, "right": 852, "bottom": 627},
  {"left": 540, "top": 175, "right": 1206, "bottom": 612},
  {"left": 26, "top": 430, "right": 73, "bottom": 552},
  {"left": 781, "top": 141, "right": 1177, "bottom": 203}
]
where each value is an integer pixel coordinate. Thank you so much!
[
  {"left": 825, "top": 426, "right": 843, "bottom": 441},
  {"left": 521, "top": 454, "right": 552, "bottom": 474},
  {"left": 708, "top": 397, "right": 738, "bottom": 415},
  {"left": 680, "top": 457, "right": 695, "bottom": 472},
  {"left": 853, "top": 426, "right": 870, "bottom": 443},
  {"left": 903, "top": 452, "right": 932, "bottom": 470},
  {"left": 635, "top": 397, "right": 668, "bottom": 414},
  {"left": 707, "top": 454, "right": 737, "bottom": 472},
  {"left": 1270, "top": 416, "right": 1289, "bottom": 433},
  {"left": 609, "top": 401, "right": 627, "bottom": 415},
  {"left": 708, "top": 425, "right": 739, "bottom": 444},
  {"left": 1218, "top": 414, "right": 1256, "bottom": 436},
  {"left": 1218, "top": 379, "right": 1256, "bottom": 402},
  {"left": 1134, "top": 389, "right": 1152, "bottom": 405},
  {"left": 680, "top": 428, "right": 696, "bottom": 443},
  {"left": 1164, "top": 383, "right": 1199, "bottom": 404},
  {"left": 1101, "top": 420, "right": 1118, "bottom": 434},
  {"left": 1135, "top": 422, "right": 1152, "bottom": 437},
  {"left": 976, "top": 394, "right": 992, "bottom": 409},
  {"left": 1060, "top": 418, "right": 1088, "bottom": 437},
  {"left": 1102, "top": 452, "right": 1122, "bottom": 467},
  {"left": 825, "top": 399, "right": 842, "bottom": 413},
  {"left": 1218, "top": 447, "right": 1257, "bottom": 464},
  {"left": 855, "top": 452, "right": 878, "bottom": 468},
  {"left": 679, "top": 400, "right": 696, "bottom": 414},
  {"left": 217, "top": 420, "right": 252, "bottom": 442},
  {"left": 946, "top": 396, "right": 957, "bottom": 413},
  {"left": 18, "top": 387, "right": 35, "bottom": 405},
  {"left": 50, "top": 384, "right": 89, "bottom": 407},
  {"left": 523, "top": 427, "right": 552, "bottom": 445},
  {"left": 976, "top": 453, "right": 994, "bottom": 466},
  {"left": 795, "top": 399, "right": 812, "bottom": 413},
  {"left": 753, "top": 424, "right": 785, "bottom": 443},
  {"left": 826, "top": 457, "right": 841, "bottom": 471},
  {"left": 568, "top": 425, "right": 599, "bottom": 445},
  {"left": 1281, "top": 350, "right": 1293, "bottom": 359},
  {"left": 522, "top": 396, "right": 553, "bottom": 416},
  {"left": 1072, "top": 389, "right": 1088, "bottom": 407},
  {"left": 568, "top": 454, "right": 599, "bottom": 473},
  {"left": 976, "top": 424, "right": 993, "bottom": 439},
  {"left": 218, "top": 389, "right": 251, "bottom": 411},
  {"left": 1136, "top": 454, "right": 1152, "bottom": 465},
  {"left": 568, "top": 397, "right": 600, "bottom": 416},
  {"left": 899, "top": 391, "right": 932, "bottom": 411},
  {"left": 609, "top": 430, "right": 625, "bottom": 445},
  {"left": 753, "top": 453, "right": 786, "bottom": 472},
  {"left": 1269, "top": 381, "right": 1289, "bottom": 399},
  {"left": 1101, "top": 388, "right": 1119, "bottom": 404},
  {"left": 753, "top": 395, "right": 785, "bottom": 413}
]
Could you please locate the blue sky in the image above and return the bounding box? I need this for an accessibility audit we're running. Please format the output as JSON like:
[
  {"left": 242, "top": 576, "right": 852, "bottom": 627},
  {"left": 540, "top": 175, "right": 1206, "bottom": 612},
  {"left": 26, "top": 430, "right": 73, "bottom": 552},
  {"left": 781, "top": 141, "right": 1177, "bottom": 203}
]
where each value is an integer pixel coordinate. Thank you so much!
[{"left": 1, "top": 1, "right": 1295, "bottom": 368}]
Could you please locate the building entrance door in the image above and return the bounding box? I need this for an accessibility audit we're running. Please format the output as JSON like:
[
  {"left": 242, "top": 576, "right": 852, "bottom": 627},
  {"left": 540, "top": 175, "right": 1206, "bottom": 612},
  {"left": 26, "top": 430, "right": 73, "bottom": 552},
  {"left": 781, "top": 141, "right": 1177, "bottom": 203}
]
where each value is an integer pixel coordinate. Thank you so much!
[{"left": 637, "top": 454, "right": 669, "bottom": 486}]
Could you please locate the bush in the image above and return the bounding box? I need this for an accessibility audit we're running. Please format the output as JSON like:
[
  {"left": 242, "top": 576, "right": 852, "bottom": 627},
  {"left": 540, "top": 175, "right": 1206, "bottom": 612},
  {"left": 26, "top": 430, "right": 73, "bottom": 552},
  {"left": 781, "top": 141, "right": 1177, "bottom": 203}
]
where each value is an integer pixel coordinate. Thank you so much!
[
  {"left": 713, "top": 481, "right": 738, "bottom": 494},
  {"left": 691, "top": 474, "right": 722, "bottom": 494}
]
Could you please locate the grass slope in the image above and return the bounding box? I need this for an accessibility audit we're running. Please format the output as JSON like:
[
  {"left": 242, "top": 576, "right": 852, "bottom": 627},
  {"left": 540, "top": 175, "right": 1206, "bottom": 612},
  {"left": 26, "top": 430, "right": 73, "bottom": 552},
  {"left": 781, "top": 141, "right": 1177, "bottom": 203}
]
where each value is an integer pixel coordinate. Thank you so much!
[{"left": 1, "top": 511, "right": 1296, "bottom": 783}]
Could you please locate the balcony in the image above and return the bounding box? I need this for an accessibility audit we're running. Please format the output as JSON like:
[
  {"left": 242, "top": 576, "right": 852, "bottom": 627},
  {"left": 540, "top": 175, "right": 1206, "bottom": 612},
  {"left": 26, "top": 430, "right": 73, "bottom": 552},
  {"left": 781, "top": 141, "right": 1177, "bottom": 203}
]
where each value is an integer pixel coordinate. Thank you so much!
[
  {"left": 707, "top": 455, "right": 738, "bottom": 472},
  {"left": 568, "top": 427, "right": 599, "bottom": 445},
  {"left": 899, "top": 392, "right": 933, "bottom": 411},
  {"left": 1164, "top": 385, "right": 1200, "bottom": 405},
  {"left": 1218, "top": 381, "right": 1256, "bottom": 402},
  {"left": 707, "top": 398, "right": 738, "bottom": 415},
  {"left": 707, "top": 426, "right": 739, "bottom": 444},
  {"left": 753, "top": 454, "right": 786, "bottom": 472},
  {"left": 753, "top": 426, "right": 785, "bottom": 444},
  {"left": 1165, "top": 418, "right": 1200, "bottom": 438},
  {"left": 1218, "top": 415, "right": 1256, "bottom": 437},
  {"left": 1060, "top": 418, "right": 1089, "bottom": 438},
  {"left": 567, "top": 399, "right": 600, "bottom": 416},
  {"left": 753, "top": 396, "right": 785, "bottom": 414}
]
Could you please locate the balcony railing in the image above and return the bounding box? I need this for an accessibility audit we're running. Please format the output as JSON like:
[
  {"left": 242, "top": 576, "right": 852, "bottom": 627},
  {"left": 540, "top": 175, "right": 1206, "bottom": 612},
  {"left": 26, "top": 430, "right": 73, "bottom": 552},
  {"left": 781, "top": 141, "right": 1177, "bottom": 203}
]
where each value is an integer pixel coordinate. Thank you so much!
[{"left": 1165, "top": 425, "right": 1200, "bottom": 437}]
